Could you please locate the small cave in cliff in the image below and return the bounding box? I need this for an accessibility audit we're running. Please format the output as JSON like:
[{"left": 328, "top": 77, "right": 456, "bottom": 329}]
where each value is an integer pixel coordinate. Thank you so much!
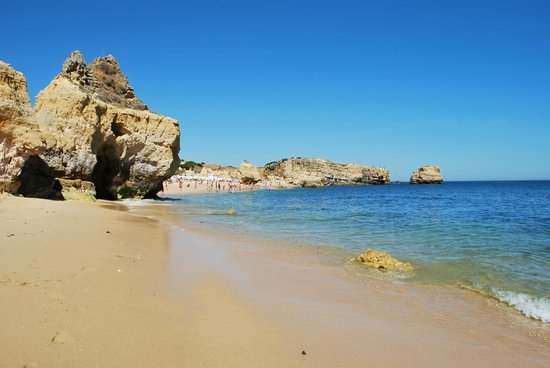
[
  {"left": 111, "top": 120, "right": 124, "bottom": 137},
  {"left": 17, "top": 155, "right": 63, "bottom": 200},
  {"left": 91, "top": 143, "right": 121, "bottom": 200}
]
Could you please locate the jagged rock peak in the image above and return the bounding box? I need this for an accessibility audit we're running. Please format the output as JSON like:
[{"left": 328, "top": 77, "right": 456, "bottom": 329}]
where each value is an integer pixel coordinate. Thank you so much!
[
  {"left": 0, "top": 61, "right": 32, "bottom": 110},
  {"left": 89, "top": 55, "right": 143, "bottom": 107},
  {"left": 59, "top": 51, "right": 147, "bottom": 110},
  {"left": 61, "top": 50, "right": 87, "bottom": 75}
]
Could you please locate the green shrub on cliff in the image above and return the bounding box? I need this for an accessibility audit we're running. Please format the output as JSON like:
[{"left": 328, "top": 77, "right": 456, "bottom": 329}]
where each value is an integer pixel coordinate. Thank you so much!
[{"left": 180, "top": 161, "right": 203, "bottom": 170}]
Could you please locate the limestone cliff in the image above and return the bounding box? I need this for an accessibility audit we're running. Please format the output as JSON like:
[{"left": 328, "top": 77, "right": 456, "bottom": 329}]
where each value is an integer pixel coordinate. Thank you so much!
[
  {"left": 0, "top": 62, "right": 46, "bottom": 193},
  {"left": 239, "top": 160, "right": 261, "bottom": 184},
  {"left": 262, "top": 158, "right": 390, "bottom": 187},
  {"left": 410, "top": 166, "right": 443, "bottom": 184},
  {"left": 33, "top": 51, "right": 180, "bottom": 199}
]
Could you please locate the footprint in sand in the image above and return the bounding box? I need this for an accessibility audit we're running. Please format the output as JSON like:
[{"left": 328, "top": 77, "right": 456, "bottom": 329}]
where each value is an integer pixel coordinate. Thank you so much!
[
  {"left": 50, "top": 331, "right": 75, "bottom": 345},
  {"left": 47, "top": 292, "right": 64, "bottom": 303}
]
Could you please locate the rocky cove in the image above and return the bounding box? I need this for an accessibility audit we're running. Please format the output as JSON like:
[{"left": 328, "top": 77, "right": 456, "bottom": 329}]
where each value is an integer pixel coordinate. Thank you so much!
[{"left": 1, "top": 51, "right": 443, "bottom": 201}]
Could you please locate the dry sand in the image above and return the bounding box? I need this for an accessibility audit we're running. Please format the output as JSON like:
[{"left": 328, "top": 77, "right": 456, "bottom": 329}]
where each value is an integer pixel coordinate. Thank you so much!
[
  {"left": 1, "top": 193, "right": 548, "bottom": 367},
  {"left": 160, "top": 180, "right": 256, "bottom": 196}
]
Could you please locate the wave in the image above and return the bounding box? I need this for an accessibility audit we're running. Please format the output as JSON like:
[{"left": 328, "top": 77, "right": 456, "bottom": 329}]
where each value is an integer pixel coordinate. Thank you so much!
[
  {"left": 121, "top": 198, "right": 180, "bottom": 207},
  {"left": 492, "top": 288, "right": 550, "bottom": 323}
]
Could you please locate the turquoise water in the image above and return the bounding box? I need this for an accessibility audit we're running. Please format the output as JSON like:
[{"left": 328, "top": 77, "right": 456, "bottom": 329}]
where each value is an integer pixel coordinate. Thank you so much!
[{"left": 162, "top": 181, "right": 550, "bottom": 322}]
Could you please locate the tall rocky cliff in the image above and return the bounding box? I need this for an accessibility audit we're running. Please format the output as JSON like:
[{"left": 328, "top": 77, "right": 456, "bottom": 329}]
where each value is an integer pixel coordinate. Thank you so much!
[
  {"left": 0, "top": 62, "right": 46, "bottom": 193},
  {"left": 0, "top": 51, "right": 181, "bottom": 199}
]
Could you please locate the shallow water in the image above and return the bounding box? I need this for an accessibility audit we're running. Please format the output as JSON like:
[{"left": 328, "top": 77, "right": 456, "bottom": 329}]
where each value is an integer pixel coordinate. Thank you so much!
[{"left": 153, "top": 181, "right": 550, "bottom": 322}]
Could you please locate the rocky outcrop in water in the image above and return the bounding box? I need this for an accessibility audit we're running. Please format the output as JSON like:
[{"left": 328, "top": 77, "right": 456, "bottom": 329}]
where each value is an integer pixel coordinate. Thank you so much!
[
  {"left": 262, "top": 158, "right": 390, "bottom": 187},
  {"left": 410, "top": 166, "right": 443, "bottom": 184},
  {"left": 0, "top": 62, "right": 46, "bottom": 194},
  {"left": 362, "top": 167, "right": 392, "bottom": 185},
  {"left": 350, "top": 249, "right": 413, "bottom": 271},
  {"left": 31, "top": 51, "right": 180, "bottom": 199}
]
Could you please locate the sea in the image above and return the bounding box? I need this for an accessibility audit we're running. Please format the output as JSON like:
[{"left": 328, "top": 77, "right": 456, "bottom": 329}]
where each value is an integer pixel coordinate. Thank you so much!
[{"left": 138, "top": 181, "right": 550, "bottom": 323}]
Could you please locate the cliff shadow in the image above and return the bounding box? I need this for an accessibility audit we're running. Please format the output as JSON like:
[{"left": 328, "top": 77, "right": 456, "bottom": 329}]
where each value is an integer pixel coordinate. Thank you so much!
[{"left": 17, "top": 155, "right": 63, "bottom": 200}]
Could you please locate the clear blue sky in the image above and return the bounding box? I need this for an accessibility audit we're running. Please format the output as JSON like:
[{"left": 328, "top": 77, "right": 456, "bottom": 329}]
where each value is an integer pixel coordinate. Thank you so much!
[{"left": 1, "top": 0, "right": 549, "bottom": 181}]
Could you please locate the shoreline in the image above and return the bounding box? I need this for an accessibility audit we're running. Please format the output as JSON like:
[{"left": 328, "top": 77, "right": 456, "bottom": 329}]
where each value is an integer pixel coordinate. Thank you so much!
[
  {"left": 156, "top": 188, "right": 550, "bottom": 325},
  {"left": 1, "top": 194, "right": 548, "bottom": 367},
  {"left": 129, "top": 195, "right": 550, "bottom": 326},
  {"left": 128, "top": 195, "right": 550, "bottom": 354}
]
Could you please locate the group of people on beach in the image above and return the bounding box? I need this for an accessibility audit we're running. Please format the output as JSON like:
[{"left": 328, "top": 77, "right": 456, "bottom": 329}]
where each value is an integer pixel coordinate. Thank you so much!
[{"left": 162, "top": 175, "right": 249, "bottom": 193}]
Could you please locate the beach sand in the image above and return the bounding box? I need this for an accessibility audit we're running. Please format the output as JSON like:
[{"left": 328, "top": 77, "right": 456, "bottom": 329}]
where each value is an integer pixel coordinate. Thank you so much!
[
  {"left": 160, "top": 180, "right": 257, "bottom": 196},
  {"left": 1, "top": 193, "right": 548, "bottom": 367}
]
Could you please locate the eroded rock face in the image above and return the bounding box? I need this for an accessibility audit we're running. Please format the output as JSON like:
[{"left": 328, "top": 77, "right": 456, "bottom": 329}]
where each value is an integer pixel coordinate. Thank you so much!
[
  {"left": 239, "top": 160, "right": 261, "bottom": 184},
  {"left": 410, "top": 166, "right": 443, "bottom": 184},
  {"left": 0, "top": 62, "right": 46, "bottom": 193},
  {"left": 362, "top": 167, "right": 391, "bottom": 185},
  {"left": 262, "top": 158, "right": 390, "bottom": 187},
  {"left": 350, "top": 249, "right": 413, "bottom": 272},
  {"left": 34, "top": 51, "right": 180, "bottom": 199}
]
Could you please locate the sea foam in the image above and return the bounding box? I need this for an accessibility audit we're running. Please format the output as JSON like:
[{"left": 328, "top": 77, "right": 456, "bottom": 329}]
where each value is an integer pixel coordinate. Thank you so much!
[{"left": 493, "top": 289, "right": 550, "bottom": 323}]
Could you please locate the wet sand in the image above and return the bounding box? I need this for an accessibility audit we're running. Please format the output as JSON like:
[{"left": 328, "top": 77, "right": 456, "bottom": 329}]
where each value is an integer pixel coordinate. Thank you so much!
[{"left": 0, "top": 193, "right": 548, "bottom": 367}]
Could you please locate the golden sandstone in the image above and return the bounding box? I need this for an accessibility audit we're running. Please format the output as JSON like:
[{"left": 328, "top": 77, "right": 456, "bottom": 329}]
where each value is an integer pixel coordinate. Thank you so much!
[{"left": 351, "top": 248, "right": 413, "bottom": 272}]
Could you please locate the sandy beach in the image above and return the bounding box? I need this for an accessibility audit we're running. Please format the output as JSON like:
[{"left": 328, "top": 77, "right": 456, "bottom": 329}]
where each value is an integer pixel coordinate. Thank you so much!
[
  {"left": 1, "top": 194, "right": 548, "bottom": 367},
  {"left": 160, "top": 179, "right": 257, "bottom": 196}
]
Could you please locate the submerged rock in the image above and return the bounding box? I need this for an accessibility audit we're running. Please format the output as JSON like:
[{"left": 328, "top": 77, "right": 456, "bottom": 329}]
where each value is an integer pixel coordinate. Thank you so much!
[
  {"left": 0, "top": 62, "right": 46, "bottom": 193},
  {"left": 410, "top": 166, "right": 443, "bottom": 184},
  {"left": 32, "top": 51, "right": 180, "bottom": 199},
  {"left": 350, "top": 249, "right": 413, "bottom": 272}
]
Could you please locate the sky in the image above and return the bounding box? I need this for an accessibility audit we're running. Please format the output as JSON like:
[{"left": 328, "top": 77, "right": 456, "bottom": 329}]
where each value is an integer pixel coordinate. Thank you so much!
[{"left": 1, "top": 0, "right": 549, "bottom": 181}]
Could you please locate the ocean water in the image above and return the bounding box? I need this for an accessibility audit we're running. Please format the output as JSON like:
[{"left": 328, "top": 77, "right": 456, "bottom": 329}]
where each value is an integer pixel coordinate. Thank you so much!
[{"left": 162, "top": 181, "right": 550, "bottom": 322}]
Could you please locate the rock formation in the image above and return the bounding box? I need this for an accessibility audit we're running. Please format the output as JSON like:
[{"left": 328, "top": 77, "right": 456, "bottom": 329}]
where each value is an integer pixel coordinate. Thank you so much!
[
  {"left": 239, "top": 160, "right": 261, "bottom": 184},
  {"left": 350, "top": 249, "right": 413, "bottom": 272},
  {"left": 410, "top": 166, "right": 443, "bottom": 184},
  {"left": 362, "top": 167, "right": 391, "bottom": 185},
  {"left": 31, "top": 51, "right": 180, "bottom": 199},
  {"left": 0, "top": 62, "right": 46, "bottom": 194},
  {"left": 262, "top": 158, "right": 390, "bottom": 187}
]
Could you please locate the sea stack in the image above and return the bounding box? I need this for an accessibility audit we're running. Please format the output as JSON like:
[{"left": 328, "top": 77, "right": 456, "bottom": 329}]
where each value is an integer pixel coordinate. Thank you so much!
[
  {"left": 30, "top": 51, "right": 181, "bottom": 199},
  {"left": 410, "top": 166, "right": 443, "bottom": 184}
]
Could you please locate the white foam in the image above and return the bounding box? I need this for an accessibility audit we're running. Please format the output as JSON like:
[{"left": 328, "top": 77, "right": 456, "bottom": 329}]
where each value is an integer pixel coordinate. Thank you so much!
[
  {"left": 492, "top": 289, "right": 550, "bottom": 323},
  {"left": 120, "top": 199, "right": 172, "bottom": 207}
]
